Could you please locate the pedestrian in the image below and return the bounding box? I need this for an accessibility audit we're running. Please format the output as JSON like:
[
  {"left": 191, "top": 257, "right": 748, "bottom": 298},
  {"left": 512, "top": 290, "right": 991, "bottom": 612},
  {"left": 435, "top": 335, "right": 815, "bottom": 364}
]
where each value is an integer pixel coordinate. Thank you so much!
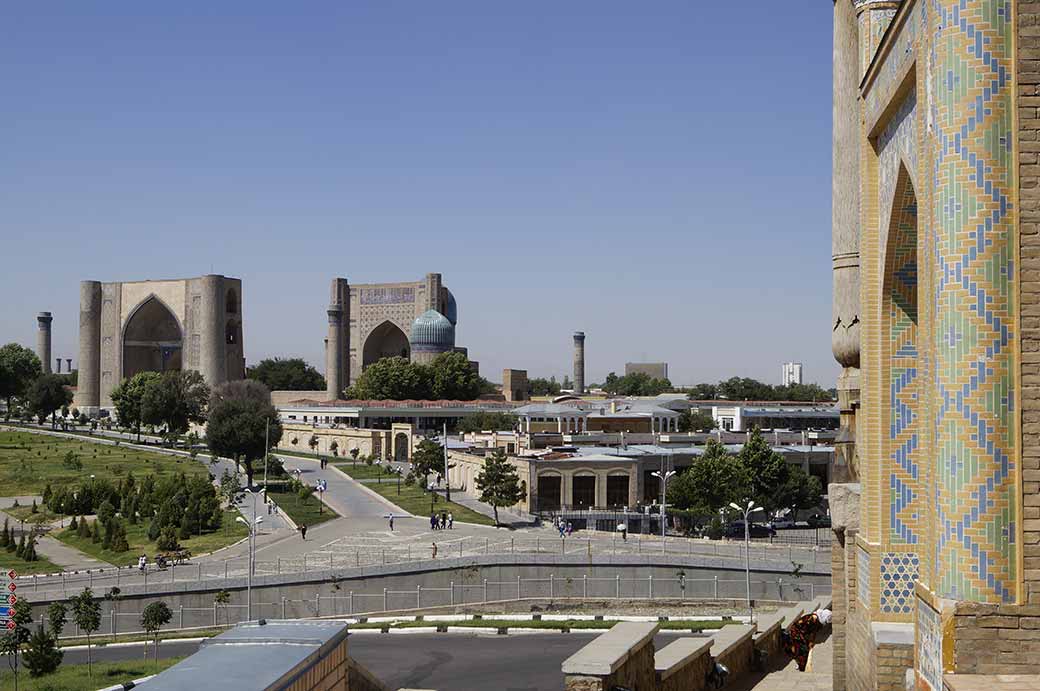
[
  {"left": 138, "top": 554, "right": 147, "bottom": 572},
  {"left": 431, "top": 542, "right": 438, "bottom": 559},
  {"left": 301, "top": 524, "right": 307, "bottom": 541},
  {"left": 440, "top": 511, "right": 447, "bottom": 530},
  {"left": 781, "top": 609, "right": 832, "bottom": 671},
  {"left": 388, "top": 513, "right": 394, "bottom": 531},
  {"left": 566, "top": 521, "right": 573, "bottom": 537},
  {"left": 447, "top": 512, "right": 454, "bottom": 530},
  {"left": 430, "top": 513, "right": 438, "bottom": 530}
]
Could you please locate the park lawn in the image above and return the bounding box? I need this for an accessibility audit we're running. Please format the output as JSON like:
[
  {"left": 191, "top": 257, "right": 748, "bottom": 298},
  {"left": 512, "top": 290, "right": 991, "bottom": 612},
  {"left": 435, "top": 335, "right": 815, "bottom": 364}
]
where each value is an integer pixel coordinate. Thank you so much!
[
  {"left": 0, "top": 656, "right": 184, "bottom": 691},
  {"left": 333, "top": 462, "right": 396, "bottom": 480},
  {"left": 54, "top": 510, "right": 248, "bottom": 566},
  {"left": 0, "top": 548, "right": 61, "bottom": 576},
  {"left": 361, "top": 480, "right": 494, "bottom": 526},
  {"left": 0, "top": 430, "right": 210, "bottom": 497},
  {"left": 5, "top": 504, "right": 61, "bottom": 525},
  {"left": 264, "top": 484, "right": 338, "bottom": 527}
]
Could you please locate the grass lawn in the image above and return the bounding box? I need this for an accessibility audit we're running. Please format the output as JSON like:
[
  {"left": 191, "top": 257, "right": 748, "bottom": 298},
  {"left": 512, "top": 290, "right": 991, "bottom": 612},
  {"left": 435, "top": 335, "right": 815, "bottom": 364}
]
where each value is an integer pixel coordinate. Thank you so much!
[
  {"left": 0, "top": 548, "right": 61, "bottom": 575},
  {"left": 264, "top": 484, "right": 338, "bottom": 527},
  {"left": 54, "top": 509, "right": 248, "bottom": 566},
  {"left": 333, "top": 462, "right": 397, "bottom": 480},
  {"left": 5, "top": 504, "right": 61, "bottom": 525},
  {"left": 0, "top": 656, "right": 184, "bottom": 691},
  {"left": 360, "top": 479, "right": 494, "bottom": 526},
  {"left": 0, "top": 430, "right": 210, "bottom": 497}
]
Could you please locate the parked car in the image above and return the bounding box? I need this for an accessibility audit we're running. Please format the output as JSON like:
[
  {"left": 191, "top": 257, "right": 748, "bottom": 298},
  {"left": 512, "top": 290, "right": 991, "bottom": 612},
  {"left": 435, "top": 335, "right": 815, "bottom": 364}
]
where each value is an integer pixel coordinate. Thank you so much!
[
  {"left": 807, "top": 514, "right": 831, "bottom": 528},
  {"left": 769, "top": 516, "right": 797, "bottom": 530},
  {"left": 724, "top": 522, "right": 776, "bottom": 539}
]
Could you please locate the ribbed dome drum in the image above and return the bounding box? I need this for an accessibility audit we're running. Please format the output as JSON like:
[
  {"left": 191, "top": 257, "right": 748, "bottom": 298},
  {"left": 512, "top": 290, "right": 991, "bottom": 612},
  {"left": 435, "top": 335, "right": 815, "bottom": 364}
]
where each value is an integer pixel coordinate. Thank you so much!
[{"left": 410, "top": 309, "right": 455, "bottom": 353}]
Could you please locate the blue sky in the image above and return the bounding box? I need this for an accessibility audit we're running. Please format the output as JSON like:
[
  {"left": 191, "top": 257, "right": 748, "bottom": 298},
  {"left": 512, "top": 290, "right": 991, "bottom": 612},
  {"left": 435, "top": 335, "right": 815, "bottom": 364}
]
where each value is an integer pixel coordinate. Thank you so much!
[{"left": 1, "top": 2, "right": 834, "bottom": 386}]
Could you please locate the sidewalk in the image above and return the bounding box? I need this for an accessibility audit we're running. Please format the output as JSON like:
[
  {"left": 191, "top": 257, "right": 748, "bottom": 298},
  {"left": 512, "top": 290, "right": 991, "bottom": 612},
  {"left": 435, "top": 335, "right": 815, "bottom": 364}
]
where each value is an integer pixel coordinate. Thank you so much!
[{"left": 429, "top": 488, "right": 537, "bottom": 528}]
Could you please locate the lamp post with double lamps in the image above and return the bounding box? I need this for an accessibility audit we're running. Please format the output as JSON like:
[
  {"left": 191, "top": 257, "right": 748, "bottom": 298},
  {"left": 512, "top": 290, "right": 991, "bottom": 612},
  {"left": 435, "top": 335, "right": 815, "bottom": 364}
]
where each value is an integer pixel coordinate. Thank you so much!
[
  {"left": 728, "top": 500, "right": 763, "bottom": 621},
  {"left": 650, "top": 469, "right": 676, "bottom": 537},
  {"left": 236, "top": 489, "right": 264, "bottom": 621}
]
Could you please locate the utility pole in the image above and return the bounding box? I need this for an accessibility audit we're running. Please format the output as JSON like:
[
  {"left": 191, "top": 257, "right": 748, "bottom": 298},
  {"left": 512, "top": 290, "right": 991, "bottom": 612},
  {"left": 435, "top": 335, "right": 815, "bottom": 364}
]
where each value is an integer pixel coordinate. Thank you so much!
[
  {"left": 443, "top": 421, "right": 451, "bottom": 502},
  {"left": 263, "top": 419, "right": 270, "bottom": 499}
]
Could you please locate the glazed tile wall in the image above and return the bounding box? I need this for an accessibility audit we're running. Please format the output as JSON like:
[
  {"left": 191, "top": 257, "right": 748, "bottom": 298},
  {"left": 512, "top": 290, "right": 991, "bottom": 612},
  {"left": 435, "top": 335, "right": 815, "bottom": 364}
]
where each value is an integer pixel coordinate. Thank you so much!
[
  {"left": 879, "top": 552, "right": 920, "bottom": 613},
  {"left": 930, "top": 0, "right": 1017, "bottom": 604},
  {"left": 916, "top": 596, "right": 943, "bottom": 690}
]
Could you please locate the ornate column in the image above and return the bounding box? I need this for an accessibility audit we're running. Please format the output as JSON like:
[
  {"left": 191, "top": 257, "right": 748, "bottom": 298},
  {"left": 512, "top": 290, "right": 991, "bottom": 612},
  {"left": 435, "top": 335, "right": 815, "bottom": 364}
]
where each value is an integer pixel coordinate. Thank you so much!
[
  {"left": 75, "top": 282, "right": 102, "bottom": 412},
  {"left": 930, "top": 0, "right": 1016, "bottom": 604}
]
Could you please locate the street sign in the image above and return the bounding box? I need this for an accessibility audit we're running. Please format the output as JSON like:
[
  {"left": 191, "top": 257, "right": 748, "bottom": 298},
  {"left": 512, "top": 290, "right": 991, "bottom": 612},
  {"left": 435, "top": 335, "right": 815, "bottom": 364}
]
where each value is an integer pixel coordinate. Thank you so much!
[
  {"left": 6, "top": 570, "right": 15, "bottom": 580},
  {"left": 7, "top": 595, "right": 15, "bottom": 605},
  {"left": 5, "top": 621, "right": 14, "bottom": 630},
  {"left": 7, "top": 583, "right": 15, "bottom": 593}
]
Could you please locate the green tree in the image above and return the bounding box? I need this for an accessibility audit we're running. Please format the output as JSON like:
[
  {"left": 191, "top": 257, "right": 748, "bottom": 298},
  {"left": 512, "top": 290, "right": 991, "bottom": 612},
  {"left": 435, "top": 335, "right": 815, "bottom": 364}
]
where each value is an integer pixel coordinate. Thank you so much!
[
  {"left": 26, "top": 374, "right": 73, "bottom": 427},
  {"left": 348, "top": 356, "right": 431, "bottom": 400},
  {"left": 110, "top": 371, "right": 161, "bottom": 441},
  {"left": 687, "top": 383, "right": 719, "bottom": 400},
  {"left": 736, "top": 428, "right": 792, "bottom": 516},
  {"left": 474, "top": 449, "right": 525, "bottom": 527},
  {"left": 213, "top": 590, "right": 231, "bottom": 627},
  {"left": 140, "top": 601, "right": 172, "bottom": 668},
  {"left": 526, "top": 377, "right": 562, "bottom": 397},
  {"left": 678, "top": 409, "right": 716, "bottom": 432},
  {"left": 22, "top": 625, "right": 63, "bottom": 678},
  {"left": 0, "top": 343, "right": 42, "bottom": 413},
  {"left": 206, "top": 381, "right": 282, "bottom": 487},
  {"left": 773, "top": 465, "right": 824, "bottom": 519},
  {"left": 667, "top": 439, "right": 749, "bottom": 516},
  {"left": 140, "top": 370, "right": 210, "bottom": 438},
  {"left": 247, "top": 357, "right": 325, "bottom": 391},
  {"left": 428, "top": 351, "right": 482, "bottom": 400},
  {"left": 1, "top": 597, "right": 33, "bottom": 687},
  {"left": 456, "top": 412, "right": 519, "bottom": 434},
  {"left": 46, "top": 602, "right": 67, "bottom": 638},
  {"left": 409, "top": 438, "right": 444, "bottom": 489},
  {"left": 70, "top": 588, "right": 101, "bottom": 677}
]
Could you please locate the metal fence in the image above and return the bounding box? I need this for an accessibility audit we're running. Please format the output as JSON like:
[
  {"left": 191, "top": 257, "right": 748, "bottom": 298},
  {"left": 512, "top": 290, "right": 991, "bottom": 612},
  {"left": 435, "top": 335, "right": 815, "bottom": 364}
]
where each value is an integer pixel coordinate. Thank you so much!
[
  {"left": 47, "top": 572, "right": 831, "bottom": 640},
  {"left": 19, "top": 534, "right": 830, "bottom": 596}
]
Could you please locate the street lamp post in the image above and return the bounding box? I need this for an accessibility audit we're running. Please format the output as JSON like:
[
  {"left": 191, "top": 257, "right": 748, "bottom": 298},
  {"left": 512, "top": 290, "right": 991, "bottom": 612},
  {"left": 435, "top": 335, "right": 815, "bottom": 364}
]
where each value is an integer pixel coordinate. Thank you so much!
[
  {"left": 729, "top": 500, "right": 763, "bottom": 621},
  {"left": 237, "top": 490, "right": 263, "bottom": 622},
  {"left": 650, "top": 466, "right": 676, "bottom": 538}
]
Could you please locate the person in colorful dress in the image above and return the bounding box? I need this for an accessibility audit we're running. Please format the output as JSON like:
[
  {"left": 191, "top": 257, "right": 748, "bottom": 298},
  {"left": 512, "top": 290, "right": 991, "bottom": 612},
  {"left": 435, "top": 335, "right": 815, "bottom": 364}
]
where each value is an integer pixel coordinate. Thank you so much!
[{"left": 782, "top": 608, "right": 832, "bottom": 671}]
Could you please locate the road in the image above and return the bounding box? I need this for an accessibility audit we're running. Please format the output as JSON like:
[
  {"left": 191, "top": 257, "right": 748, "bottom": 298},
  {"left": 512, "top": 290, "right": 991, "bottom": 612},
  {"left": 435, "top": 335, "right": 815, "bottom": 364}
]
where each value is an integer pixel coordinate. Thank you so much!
[
  {"left": 273, "top": 452, "right": 404, "bottom": 519},
  {"left": 64, "top": 631, "right": 695, "bottom": 691}
]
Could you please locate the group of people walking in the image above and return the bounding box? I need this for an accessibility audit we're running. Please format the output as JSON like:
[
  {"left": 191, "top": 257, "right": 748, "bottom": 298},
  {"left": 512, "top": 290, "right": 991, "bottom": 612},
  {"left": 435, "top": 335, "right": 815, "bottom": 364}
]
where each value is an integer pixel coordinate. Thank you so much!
[
  {"left": 553, "top": 516, "right": 573, "bottom": 537},
  {"left": 430, "top": 511, "right": 453, "bottom": 530}
]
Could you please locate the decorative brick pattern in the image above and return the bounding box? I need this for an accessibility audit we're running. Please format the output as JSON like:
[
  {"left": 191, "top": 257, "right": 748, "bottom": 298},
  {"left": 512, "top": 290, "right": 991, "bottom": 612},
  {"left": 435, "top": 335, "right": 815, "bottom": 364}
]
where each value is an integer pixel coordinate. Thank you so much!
[
  {"left": 931, "top": 0, "right": 1017, "bottom": 604},
  {"left": 880, "top": 552, "right": 919, "bottom": 614},
  {"left": 858, "top": 545, "right": 872, "bottom": 609},
  {"left": 916, "top": 596, "right": 942, "bottom": 691}
]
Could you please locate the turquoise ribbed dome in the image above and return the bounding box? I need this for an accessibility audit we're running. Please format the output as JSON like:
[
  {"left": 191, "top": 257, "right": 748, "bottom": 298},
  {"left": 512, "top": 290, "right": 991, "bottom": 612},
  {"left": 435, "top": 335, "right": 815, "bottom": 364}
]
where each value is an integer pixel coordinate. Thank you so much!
[{"left": 410, "top": 310, "right": 455, "bottom": 351}]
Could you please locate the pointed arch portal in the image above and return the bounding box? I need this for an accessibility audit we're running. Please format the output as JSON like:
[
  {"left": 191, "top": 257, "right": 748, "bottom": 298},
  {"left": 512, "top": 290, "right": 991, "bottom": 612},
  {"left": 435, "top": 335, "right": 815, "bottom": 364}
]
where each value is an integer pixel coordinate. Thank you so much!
[
  {"left": 122, "top": 296, "right": 183, "bottom": 379},
  {"left": 362, "top": 321, "right": 410, "bottom": 369}
]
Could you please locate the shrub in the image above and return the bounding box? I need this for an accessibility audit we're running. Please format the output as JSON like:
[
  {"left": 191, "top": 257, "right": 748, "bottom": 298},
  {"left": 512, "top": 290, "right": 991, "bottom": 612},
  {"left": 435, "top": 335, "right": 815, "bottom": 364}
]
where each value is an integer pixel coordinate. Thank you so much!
[{"left": 156, "top": 527, "right": 180, "bottom": 552}]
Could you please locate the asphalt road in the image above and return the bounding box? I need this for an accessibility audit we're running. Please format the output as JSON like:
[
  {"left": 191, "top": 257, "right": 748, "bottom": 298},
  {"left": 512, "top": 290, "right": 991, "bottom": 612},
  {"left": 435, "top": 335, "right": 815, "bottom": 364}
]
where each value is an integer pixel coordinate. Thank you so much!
[{"left": 65, "top": 631, "right": 697, "bottom": 690}]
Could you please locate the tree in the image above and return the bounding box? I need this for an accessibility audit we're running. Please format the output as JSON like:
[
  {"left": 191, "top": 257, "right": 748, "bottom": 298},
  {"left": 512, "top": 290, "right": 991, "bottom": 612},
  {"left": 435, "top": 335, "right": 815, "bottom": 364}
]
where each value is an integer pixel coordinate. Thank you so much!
[
  {"left": 474, "top": 449, "right": 525, "bottom": 527},
  {"left": 140, "top": 601, "right": 172, "bottom": 668},
  {"left": 110, "top": 372, "right": 161, "bottom": 441},
  {"left": 140, "top": 370, "right": 209, "bottom": 438},
  {"left": 773, "top": 465, "right": 824, "bottom": 519},
  {"left": 348, "top": 356, "right": 431, "bottom": 400},
  {"left": 70, "top": 588, "right": 101, "bottom": 677},
  {"left": 457, "top": 412, "right": 518, "bottom": 434},
  {"left": 46, "top": 602, "right": 67, "bottom": 638},
  {"left": 213, "top": 590, "right": 231, "bottom": 627},
  {"left": 667, "top": 439, "right": 749, "bottom": 516},
  {"left": 219, "top": 469, "right": 243, "bottom": 510},
  {"left": 428, "top": 352, "right": 482, "bottom": 400},
  {"left": 687, "top": 383, "right": 719, "bottom": 400},
  {"left": 206, "top": 381, "right": 282, "bottom": 487},
  {"left": 0, "top": 343, "right": 42, "bottom": 413},
  {"left": 410, "top": 438, "right": 444, "bottom": 489},
  {"left": 1, "top": 597, "right": 33, "bottom": 687},
  {"left": 247, "top": 357, "right": 325, "bottom": 391},
  {"left": 26, "top": 374, "right": 72, "bottom": 427},
  {"left": 678, "top": 409, "right": 716, "bottom": 432},
  {"left": 526, "top": 377, "right": 561, "bottom": 397},
  {"left": 736, "top": 428, "right": 793, "bottom": 517},
  {"left": 22, "top": 625, "right": 62, "bottom": 678}
]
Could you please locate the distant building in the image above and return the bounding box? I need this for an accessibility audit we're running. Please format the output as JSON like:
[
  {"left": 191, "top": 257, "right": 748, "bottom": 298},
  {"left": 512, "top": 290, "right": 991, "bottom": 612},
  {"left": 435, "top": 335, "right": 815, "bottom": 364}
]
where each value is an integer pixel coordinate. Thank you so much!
[
  {"left": 624, "top": 362, "right": 668, "bottom": 380},
  {"left": 780, "top": 361, "right": 802, "bottom": 386}
]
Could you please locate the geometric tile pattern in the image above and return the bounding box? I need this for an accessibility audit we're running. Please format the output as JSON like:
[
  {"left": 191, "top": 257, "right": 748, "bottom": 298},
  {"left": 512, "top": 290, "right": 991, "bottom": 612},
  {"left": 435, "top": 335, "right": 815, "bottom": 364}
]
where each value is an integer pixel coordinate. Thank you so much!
[
  {"left": 916, "top": 597, "right": 943, "bottom": 691},
  {"left": 880, "top": 552, "right": 920, "bottom": 614},
  {"left": 931, "top": 0, "right": 1016, "bottom": 603},
  {"left": 886, "top": 170, "right": 920, "bottom": 547},
  {"left": 858, "top": 545, "right": 872, "bottom": 608}
]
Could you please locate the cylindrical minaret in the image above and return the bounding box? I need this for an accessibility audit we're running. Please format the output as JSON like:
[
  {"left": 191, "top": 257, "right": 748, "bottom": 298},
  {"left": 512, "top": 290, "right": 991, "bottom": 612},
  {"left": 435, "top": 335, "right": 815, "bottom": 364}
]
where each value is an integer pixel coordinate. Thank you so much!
[
  {"left": 75, "top": 282, "right": 102, "bottom": 412},
  {"left": 36, "top": 313, "right": 53, "bottom": 374},
  {"left": 572, "top": 332, "right": 585, "bottom": 395},
  {"left": 326, "top": 278, "right": 349, "bottom": 400},
  {"left": 198, "top": 275, "right": 227, "bottom": 387}
]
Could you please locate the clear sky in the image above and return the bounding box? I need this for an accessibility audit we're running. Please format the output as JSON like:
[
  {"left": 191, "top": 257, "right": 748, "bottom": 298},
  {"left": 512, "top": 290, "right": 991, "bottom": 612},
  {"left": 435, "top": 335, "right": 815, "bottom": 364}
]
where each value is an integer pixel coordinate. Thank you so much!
[{"left": 1, "top": 2, "right": 835, "bottom": 387}]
